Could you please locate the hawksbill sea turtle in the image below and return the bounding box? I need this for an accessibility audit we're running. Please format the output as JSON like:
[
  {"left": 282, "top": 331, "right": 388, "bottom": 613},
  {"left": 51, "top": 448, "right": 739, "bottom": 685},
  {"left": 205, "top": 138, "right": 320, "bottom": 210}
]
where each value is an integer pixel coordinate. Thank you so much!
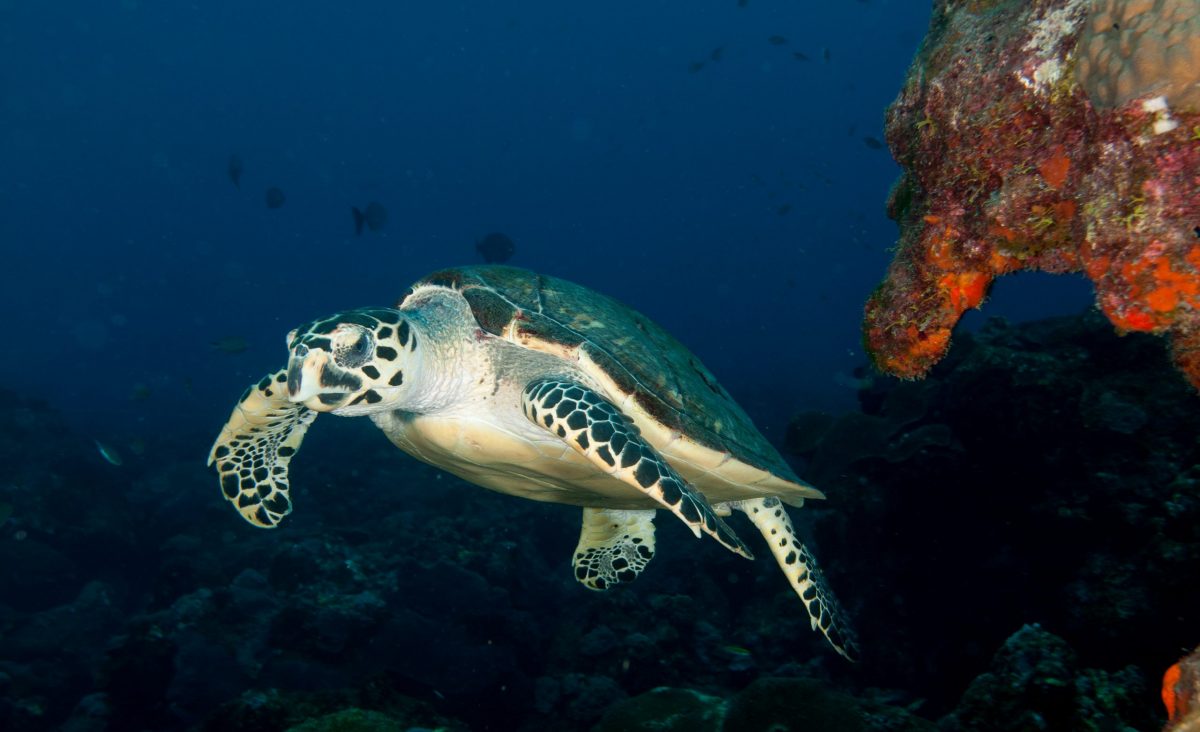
[{"left": 208, "top": 265, "right": 858, "bottom": 659}]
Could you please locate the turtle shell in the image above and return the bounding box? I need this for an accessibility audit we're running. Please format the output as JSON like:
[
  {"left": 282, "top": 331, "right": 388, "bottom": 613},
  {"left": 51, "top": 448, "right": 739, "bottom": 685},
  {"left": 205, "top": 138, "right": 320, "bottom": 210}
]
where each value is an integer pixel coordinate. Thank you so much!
[{"left": 405, "top": 265, "right": 801, "bottom": 483}]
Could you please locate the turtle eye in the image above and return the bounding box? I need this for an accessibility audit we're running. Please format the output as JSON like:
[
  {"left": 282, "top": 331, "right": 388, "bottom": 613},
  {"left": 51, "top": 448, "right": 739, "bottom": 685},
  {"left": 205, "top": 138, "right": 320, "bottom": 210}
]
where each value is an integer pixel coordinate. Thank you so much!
[{"left": 333, "top": 328, "right": 374, "bottom": 369}]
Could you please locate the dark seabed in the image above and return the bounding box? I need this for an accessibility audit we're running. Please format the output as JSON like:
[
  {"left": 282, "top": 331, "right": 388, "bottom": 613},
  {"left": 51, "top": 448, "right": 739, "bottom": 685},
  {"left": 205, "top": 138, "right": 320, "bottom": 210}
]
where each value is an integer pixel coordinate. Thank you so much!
[{"left": 0, "top": 1, "right": 1193, "bottom": 731}]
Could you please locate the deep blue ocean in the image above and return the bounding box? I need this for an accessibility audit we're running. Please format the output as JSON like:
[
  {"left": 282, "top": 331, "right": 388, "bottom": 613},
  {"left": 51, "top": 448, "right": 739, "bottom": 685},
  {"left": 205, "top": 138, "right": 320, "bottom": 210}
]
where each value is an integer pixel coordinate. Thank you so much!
[
  {"left": 0, "top": 0, "right": 1096, "bottom": 440},
  {"left": 1, "top": 2, "right": 1176, "bottom": 732}
]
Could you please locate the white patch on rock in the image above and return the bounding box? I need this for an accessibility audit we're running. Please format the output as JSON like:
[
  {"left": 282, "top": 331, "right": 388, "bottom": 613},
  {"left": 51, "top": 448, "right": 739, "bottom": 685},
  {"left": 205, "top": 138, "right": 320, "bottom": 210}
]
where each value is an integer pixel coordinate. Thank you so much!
[
  {"left": 1152, "top": 117, "right": 1179, "bottom": 134},
  {"left": 1143, "top": 95, "right": 1180, "bottom": 134},
  {"left": 1022, "top": 0, "right": 1088, "bottom": 58},
  {"left": 1016, "top": 0, "right": 1088, "bottom": 95},
  {"left": 1033, "top": 58, "right": 1064, "bottom": 89},
  {"left": 1142, "top": 95, "right": 1169, "bottom": 114}
]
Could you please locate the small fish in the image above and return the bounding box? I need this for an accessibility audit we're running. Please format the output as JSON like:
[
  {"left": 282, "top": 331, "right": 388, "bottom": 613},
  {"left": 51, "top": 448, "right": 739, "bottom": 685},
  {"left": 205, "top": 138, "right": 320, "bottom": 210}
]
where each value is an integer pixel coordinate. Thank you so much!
[
  {"left": 688, "top": 60, "right": 706, "bottom": 74},
  {"left": 95, "top": 440, "right": 123, "bottom": 467},
  {"left": 823, "top": 47, "right": 832, "bottom": 62},
  {"left": 710, "top": 46, "right": 724, "bottom": 62},
  {"left": 862, "top": 136, "right": 884, "bottom": 150},
  {"left": 777, "top": 204, "right": 792, "bottom": 216},
  {"left": 737, "top": 0, "right": 748, "bottom": 6},
  {"left": 265, "top": 186, "right": 286, "bottom": 209},
  {"left": 792, "top": 51, "right": 810, "bottom": 61},
  {"left": 476, "top": 232, "right": 516, "bottom": 263},
  {"left": 211, "top": 337, "right": 249, "bottom": 354},
  {"left": 768, "top": 35, "right": 788, "bottom": 46},
  {"left": 352, "top": 201, "right": 388, "bottom": 235},
  {"left": 227, "top": 155, "right": 243, "bottom": 189},
  {"left": 721, "top": 644, "right": 753, "bottom": 657},
  {"left": 0, "top": 501, "right": 12, "bottom": 526}
]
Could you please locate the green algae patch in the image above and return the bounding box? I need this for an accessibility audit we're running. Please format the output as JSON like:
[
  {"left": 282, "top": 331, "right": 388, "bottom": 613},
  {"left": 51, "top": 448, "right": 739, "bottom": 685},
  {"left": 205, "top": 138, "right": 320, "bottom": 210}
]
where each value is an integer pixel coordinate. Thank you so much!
[
  {"left": 286, "top": 708, "right": 407, "bottom": 732},
  {"left": 593, "top": 687, "right": 725, "bottom": 732}
]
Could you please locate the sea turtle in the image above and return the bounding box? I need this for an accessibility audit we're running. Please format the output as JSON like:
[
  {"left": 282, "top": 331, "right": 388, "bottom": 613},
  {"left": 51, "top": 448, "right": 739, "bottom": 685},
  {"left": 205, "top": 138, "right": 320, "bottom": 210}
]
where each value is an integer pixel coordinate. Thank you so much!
[{"left": 208, "top": 265, "right": 857, "bottom": 659}]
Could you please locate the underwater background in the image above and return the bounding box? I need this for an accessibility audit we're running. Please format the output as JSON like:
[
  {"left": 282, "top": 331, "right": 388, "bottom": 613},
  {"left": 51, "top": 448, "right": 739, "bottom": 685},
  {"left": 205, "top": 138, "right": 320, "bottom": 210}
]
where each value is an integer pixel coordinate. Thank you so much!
[{"left": 1, "top": 0, "right": 1195, "bottom": 730}]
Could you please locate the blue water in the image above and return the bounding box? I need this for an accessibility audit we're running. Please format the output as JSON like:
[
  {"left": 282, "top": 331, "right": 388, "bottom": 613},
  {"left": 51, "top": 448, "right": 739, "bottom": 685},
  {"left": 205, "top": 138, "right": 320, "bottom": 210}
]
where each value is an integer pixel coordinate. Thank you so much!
[
  {"left": 1, "top": 0, "right": 1092, "bottom": 444},
  {"left": 2, "top": 3, "right": 1127, "bottom": 729},
  {"left": 0, "top": 0, "right": 1099, "bottom": 439}
]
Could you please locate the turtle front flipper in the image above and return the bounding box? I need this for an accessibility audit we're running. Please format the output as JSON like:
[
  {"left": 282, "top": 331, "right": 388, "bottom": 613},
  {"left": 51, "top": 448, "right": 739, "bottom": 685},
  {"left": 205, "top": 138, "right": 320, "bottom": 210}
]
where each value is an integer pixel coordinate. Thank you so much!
[
  {"left": 734, "top": 497, "right": 859, "bottom": 661},
  {"left": 522, "top": 379, "right": 753, "bottom": 559},
  {"left": 208, "top": 370, "right": 317, "bottom": 528},
  {"left": 573, "top": 508, "right": 657, "bottom": 590}
]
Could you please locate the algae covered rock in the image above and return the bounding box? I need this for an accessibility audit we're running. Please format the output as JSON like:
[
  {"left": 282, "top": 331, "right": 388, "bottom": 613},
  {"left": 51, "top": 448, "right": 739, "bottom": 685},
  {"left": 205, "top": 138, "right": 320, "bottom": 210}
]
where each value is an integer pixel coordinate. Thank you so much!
[
  {"left": 594, "top": 679, "right": 935, "bottom": 732},
  {"left": 941, "top": 625, "right": 1155, "bottom": 732},
  {"left": 863, "top": 0, "right": 1200, "bottom": 389},
  {"left": 592, "top": 687, "right": 725, "bottom": 732},
  {"left": 724, "top": 677, "right": 934, "bottom": 732},
  {"left": 200, "top": 687, "right": 464, "bottom": 732},
  {"left": 284, "top": 708, "right": 404, "bottom": 732},
  {"left": 725, "top": 678, "right": 864, "bottom": 732}
]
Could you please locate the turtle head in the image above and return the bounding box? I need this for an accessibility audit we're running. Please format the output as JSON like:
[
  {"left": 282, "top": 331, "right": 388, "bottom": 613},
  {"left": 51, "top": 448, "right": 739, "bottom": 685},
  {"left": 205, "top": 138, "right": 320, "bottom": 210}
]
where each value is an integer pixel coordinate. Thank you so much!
[{"left": 284, "top": 307, "right": 416, "bottom": 415}]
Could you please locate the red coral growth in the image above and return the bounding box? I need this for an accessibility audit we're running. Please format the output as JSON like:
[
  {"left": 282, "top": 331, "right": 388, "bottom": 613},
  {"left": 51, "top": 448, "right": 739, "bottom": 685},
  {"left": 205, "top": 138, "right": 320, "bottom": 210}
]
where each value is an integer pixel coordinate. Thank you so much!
[
  {"left": 864, "top": 0, "right": 1200, "bottom": 388},
  {"left": 1164, "top": 646, "right": 1200, "bottom": 731}
]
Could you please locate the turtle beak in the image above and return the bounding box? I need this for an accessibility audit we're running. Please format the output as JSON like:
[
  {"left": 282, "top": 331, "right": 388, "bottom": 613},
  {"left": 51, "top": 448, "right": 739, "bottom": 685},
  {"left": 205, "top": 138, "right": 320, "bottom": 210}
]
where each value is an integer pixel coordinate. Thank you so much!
[
  {"left": 286, "top": 347, "right": 329, "bottom": 405},
  {"left": 286, "top": 344, "right": 364, "bottom": 411}
]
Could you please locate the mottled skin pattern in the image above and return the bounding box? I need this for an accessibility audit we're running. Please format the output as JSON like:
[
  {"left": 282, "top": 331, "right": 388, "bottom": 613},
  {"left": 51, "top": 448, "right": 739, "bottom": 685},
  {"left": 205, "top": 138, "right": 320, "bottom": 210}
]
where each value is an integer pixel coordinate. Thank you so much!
[
  {"left": 210, "top": 265, "right": 857, "bottom": 660},
  {"left": 207, "top": 370, "right": 314, "bottom": 527},
  {"left": 572, "top": 508, "right": 656, "bottom": 590},
  {"left": 864, "top": 0, "right": 1200, "bottom": 389},
  {"left": 736, "top": 497, "right": 853, "bottom": 655}
]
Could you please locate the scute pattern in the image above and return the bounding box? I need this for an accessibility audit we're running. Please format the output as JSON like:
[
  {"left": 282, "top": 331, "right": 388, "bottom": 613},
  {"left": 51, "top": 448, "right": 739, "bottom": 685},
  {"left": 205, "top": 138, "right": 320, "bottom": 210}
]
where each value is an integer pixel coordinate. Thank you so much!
[
  {"left": 523, "top": 378, "right": 752, "bottom": 559},
  {"left": 408, "top": 265, "right": 798, "bottom": 480},
  {"left": 207, "top": 369, "right": 317, "bottom": 528}
]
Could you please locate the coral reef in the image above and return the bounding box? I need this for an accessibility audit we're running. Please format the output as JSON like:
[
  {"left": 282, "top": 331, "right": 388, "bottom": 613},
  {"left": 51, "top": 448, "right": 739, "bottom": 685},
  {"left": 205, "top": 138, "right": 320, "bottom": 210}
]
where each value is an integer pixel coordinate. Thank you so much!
[
  {"left": 591, "top": 679, "right": 933, "bottom": 732},
  {"left": 5, "top": 309, "right": 1199, "bottom": 731},
  {"left": 1078, "top": 0, "right": 1200, "bottom": 111},
  {"left": 794, "top": 311, "right": 1200, "bottom": 727},
  {"left": 592, "top": 688, "right": 725, "bottom": 732},
  {"left": 283, "top": 707, "right": 417, "bottom": 732},
  {"left": 722, "top": 677, "right": 933, "bottom": 732},
  {"left": 863, "top": 0, "right": 1200, "bottom": 388},
  {"left": 1165, "top": 645, "right": 1200, "bottom": 732},
  {"left": 940, "top": 625, "right": 1150, "bottom": 732}
]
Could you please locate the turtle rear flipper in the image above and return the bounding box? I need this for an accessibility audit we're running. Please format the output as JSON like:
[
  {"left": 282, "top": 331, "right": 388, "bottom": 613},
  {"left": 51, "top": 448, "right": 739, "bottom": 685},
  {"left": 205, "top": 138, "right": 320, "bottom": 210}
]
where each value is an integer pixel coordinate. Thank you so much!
[
  {"left": 522, "top": 378, "right": 753, "bottom": 559},
  {"left": 573, "top": 508, "right": 657, "bottom": 590},
  {"left": 734, "top": 497, "right": 859, "bottom": 661},
  {"left": 208, "top": 370, "right": 317, "bottom": 528}
]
